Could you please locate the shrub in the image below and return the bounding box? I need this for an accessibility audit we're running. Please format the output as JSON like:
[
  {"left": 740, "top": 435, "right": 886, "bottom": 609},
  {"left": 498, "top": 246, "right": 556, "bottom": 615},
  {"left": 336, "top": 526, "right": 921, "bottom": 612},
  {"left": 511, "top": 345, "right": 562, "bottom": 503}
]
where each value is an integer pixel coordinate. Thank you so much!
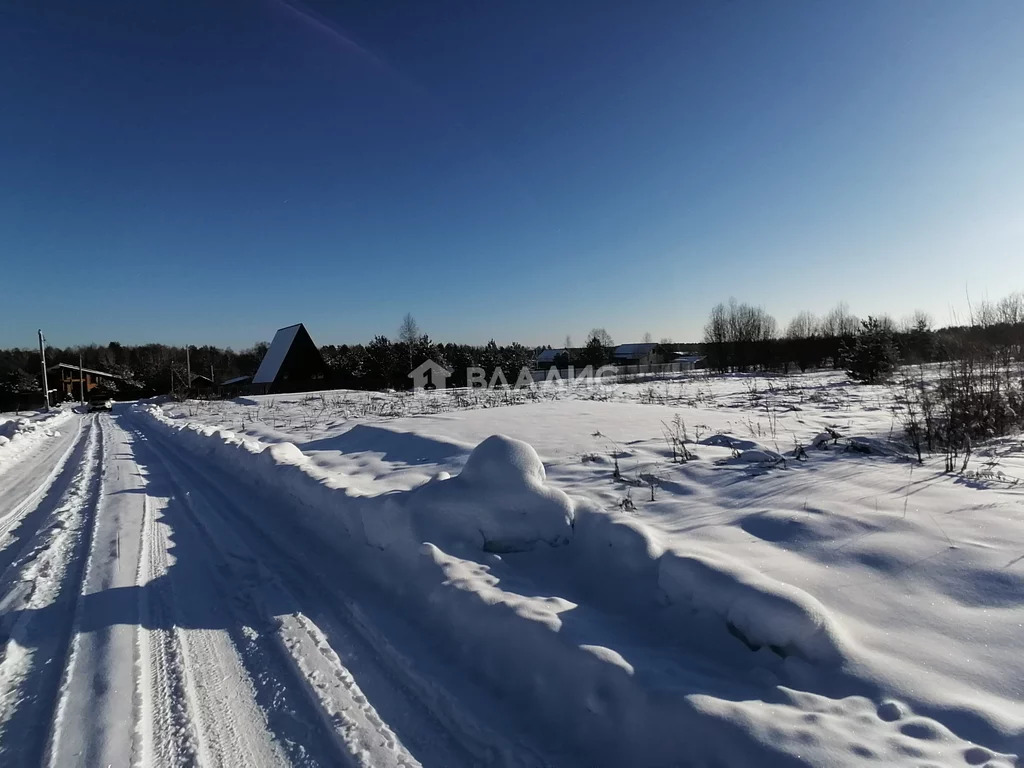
[{"left": 845, "top": 317, "right": 899, "bottom": 384}]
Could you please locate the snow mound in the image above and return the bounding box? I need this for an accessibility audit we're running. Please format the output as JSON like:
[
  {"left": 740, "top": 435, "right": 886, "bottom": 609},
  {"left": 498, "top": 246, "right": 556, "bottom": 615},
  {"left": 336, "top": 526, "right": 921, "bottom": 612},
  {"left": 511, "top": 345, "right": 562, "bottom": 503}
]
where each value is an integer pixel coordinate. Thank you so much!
[
  {"left": 459, "top": 434, "right": 546, "bottom": 486},
  {"left": 811, "top": 431, "right": 833, "bottom": 448},
  {"left": 0, "top": 417, "right": 30, "bottom": 441},
  {"left": 261, "top": 441, "right": 307, "bottom": 466},
  {"left": 408, "top": 435, "right": 575, "bottom": 553},
  {"left": 658, "top": 550, "right": 848, "bottom": 663},
  {"left": 0, "top": 410, "right": 73, "bottom": 471},
  {"left": 734, "top": 448, "right": 783, "bottom": 464}
]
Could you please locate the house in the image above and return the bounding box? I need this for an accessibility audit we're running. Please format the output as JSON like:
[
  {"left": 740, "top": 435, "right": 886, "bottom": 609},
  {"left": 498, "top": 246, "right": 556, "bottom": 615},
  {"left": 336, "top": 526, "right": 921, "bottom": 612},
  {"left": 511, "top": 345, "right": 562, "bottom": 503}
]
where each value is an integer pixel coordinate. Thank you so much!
[
  {"left": 251, "top": 323, "right": 328, "bottom": 394},
  {"left": 612, "top": 343, "right": 660, "bottom": 367},
  {"left": 673, "top": 353, "right": 706, "bottom": 371},
  {"left": 47, "top": 363, "right": 122, "bottom": 399},
  {"left": 534, "top": 348, "right": 568, "bottom": 369},
  {"left": 218, "top": 375, "right": 252, "bottom": 398},
  {"left": 189, "top": 373, "right": 214, "bottom": 395}
]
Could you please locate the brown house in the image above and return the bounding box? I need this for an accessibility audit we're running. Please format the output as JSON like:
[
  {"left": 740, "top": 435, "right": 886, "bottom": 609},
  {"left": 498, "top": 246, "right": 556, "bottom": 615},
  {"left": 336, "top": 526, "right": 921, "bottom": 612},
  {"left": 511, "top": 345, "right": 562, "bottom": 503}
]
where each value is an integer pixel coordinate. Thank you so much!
[{"left": 47, "top": 363, "right": 122, "bottom": 399}]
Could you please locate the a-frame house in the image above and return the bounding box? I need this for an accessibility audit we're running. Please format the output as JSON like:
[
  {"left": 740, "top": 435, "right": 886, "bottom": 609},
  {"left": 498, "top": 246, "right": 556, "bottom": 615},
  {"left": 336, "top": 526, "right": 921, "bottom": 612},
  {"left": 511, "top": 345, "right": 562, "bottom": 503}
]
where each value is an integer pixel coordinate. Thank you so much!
[{"left": 252, "top": 323, "right": 329, "bottom": 394}]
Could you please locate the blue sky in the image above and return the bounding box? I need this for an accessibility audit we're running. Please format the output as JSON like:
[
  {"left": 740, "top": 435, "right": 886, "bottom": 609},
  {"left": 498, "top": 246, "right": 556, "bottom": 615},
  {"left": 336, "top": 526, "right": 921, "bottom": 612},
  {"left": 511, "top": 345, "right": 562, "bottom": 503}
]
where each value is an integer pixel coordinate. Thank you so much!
[{"left": 2, "top": 0, "right": 1022, "bottom": 349}]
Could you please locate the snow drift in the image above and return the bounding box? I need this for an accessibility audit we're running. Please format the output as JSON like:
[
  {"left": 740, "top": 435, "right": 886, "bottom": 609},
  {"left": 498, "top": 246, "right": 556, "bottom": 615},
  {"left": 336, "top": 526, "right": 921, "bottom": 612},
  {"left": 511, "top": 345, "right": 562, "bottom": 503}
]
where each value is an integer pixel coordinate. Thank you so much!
[
  {"left": 0, "top": 410, "right": 73, "bottom": 473},
  {"left": 131, "top": 403, "right": 1018, "bottom": 765},
  {"left": 405, "top": 435, "right": 575, "bottom": 553}
]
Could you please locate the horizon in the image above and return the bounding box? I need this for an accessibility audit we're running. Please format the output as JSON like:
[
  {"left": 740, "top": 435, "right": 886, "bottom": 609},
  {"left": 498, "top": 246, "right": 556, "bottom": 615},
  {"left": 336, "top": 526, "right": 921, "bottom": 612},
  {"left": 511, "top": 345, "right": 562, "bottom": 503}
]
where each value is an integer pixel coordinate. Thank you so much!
[
  {"left": 2, "top": 1, "right": 1022, "bottom": 350},
  {"left": 8, "top": 295, "right": 1013, "bottom": 357}
]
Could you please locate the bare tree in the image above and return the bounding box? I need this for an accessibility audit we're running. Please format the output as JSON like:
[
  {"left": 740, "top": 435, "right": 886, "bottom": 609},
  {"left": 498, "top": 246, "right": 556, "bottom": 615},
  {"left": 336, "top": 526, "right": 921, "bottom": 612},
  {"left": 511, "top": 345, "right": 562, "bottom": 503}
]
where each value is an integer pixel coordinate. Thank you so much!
[
  {"left": 821, "top": 301, "right": 860, "bottom": 338},
  {"left": 997, "top": 292, "right": 1024, "bottom": 325},
  {"left": 642, "top": 331, "right": 653, "bottom": 343},
  {"left": 786, "top": 311, "right": 819, "bottom": 339},
  {"left": 399, "top": 313, "right": 420, "bottom": 370},
  {"left": 587, "top": 328, "right": 614, "bottom": 348},
  {"left": 820, "top": 302, "right": 860, "bottom": 368},
  {"left": 703, "top": 299, "right": 776, "bottom": 371},
  {"left": 876, "top": 314, "right": 898, "bottom": 333},
  {"left": 900, "top": 309, "right": 933, "bottom": 334}
]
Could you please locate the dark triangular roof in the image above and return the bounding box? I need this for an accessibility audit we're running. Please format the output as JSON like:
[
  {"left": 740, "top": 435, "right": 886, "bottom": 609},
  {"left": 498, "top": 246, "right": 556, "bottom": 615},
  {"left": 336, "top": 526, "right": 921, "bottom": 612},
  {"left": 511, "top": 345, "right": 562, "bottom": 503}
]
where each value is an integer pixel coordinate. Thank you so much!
[
  {"left": 252, "top": 323, "right": 325, "bottom": 385},
  {"left": 253, "top": 324, "right": 302, "bottom": 384}
]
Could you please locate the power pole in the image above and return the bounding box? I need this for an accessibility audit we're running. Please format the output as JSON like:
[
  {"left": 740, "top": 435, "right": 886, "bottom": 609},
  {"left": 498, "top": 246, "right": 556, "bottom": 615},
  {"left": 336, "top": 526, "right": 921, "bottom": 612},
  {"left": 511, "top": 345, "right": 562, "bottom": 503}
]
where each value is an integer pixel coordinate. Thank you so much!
[
  {"left": 79, "top": 353, "right": 85, "bottom": 405},
  {"left": 38, "top": 329, "right": 49, "bottom": 412},
  {"left": 186, "top": 346, "right": 191, "bottom": 393}
]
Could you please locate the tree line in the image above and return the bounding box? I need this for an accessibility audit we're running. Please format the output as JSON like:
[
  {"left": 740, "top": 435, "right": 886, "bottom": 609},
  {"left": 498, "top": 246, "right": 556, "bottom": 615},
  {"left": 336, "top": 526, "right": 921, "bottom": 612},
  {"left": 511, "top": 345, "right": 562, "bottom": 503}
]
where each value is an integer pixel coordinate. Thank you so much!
[
  {"left": 0, "top": 315, "right": 638, "bottom": 409},
  {"left": 700, "top": 293, "right": 1024, "bottom": 377},
  {"left": 0, "top": 341, "right": 269, "bottom": 407},
  {"left": 4, "top": 293, "right": 1021, "bottom": 411}
]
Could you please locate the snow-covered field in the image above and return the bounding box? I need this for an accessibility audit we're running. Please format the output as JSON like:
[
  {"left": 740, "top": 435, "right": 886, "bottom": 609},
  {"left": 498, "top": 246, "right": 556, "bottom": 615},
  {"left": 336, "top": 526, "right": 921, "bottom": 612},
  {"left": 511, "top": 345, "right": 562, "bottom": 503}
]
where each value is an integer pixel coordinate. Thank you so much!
[{"left": 0, "top": 370, "right": 1021, "bottom": 766}]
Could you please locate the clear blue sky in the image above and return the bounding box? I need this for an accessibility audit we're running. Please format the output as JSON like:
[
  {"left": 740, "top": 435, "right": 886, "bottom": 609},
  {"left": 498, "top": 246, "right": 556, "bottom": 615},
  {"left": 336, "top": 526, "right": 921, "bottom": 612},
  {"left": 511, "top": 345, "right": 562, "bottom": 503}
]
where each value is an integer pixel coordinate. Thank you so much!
[{"left": 2, "top": 0, "right": 1022, "bottom": 350}]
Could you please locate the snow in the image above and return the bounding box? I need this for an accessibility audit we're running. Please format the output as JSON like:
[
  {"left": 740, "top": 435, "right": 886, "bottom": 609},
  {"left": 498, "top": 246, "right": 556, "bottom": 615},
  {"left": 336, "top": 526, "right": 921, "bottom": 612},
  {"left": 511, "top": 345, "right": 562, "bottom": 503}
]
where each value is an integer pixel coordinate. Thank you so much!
[
  {"left": 425, "top": 434, "right": 575, "bottom": 552},
  {"left": 251, "top": 323, "right": 302, "bottom": 384},
  {"left": 0, "top": 407, "right": 74, "bottom": 476},
  {"left": 656, "top": 548, "right": 848, "bottom": 663},
  {"left": 1, "top": 370, "right": 1022, "bottom": 765}
]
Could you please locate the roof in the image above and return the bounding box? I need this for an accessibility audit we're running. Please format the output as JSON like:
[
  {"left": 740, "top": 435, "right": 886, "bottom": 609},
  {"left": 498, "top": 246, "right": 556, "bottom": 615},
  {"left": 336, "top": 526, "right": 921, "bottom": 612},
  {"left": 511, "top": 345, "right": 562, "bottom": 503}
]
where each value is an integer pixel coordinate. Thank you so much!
[
  {"left": 535, "top": 348, "right": 566, "bottom": 363},
  {"left": 190, "top": 374, "right": 213, "bottom": 385},
  {"left": 252, "top": 324, "right": 304, "bottom": 384},
  {"left": 47, "top": 362, "right": 121, "bottom": 380},
  {"left": 219, "top": 375, "right": 251, "bottom": 386},
  {"left": 674, "top": 354, "right": 704, "bottom": 364},
  {"left": 613, "top": 343, "right": 658, "bottom": 359}
]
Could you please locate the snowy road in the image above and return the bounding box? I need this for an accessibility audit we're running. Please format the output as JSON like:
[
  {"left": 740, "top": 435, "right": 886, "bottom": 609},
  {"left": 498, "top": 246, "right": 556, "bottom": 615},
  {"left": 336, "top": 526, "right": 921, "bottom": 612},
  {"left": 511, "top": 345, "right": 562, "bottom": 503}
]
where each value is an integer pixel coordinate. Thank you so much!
[{"left": 0, "top": 412, "right": 536, "bottom": 768}]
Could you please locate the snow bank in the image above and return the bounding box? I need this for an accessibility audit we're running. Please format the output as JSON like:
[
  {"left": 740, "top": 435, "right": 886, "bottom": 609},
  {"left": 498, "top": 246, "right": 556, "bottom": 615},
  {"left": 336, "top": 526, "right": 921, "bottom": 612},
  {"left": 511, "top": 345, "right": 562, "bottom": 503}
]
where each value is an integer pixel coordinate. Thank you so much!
[
  {"left": 569, "top": 507, "right": 849, "bottom": 663},
  {"left": 0, "top": 409, "right": 74, "bottom": 472},
  {"left": 136, "top": 408, "right": 574, "bottom": 555},
  {"left": 657, "top": 550, "right": 848, "bottom": 663}
]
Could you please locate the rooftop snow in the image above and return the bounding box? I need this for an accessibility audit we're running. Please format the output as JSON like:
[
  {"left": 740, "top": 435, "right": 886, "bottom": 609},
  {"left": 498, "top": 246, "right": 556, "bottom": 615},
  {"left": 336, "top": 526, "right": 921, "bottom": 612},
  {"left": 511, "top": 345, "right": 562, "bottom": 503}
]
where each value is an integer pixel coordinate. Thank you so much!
[
  {"left": 47, "top": 362, "right": 122, "bottom": 379},
  {"left": 535, "top": 349, "right": 566, "bottom": 363},
  {"left": 252, "top": 324, "right": 302, "bottom": 385},
  {"left": 613, "top": 343, "right": 658, "bottom": 358}
]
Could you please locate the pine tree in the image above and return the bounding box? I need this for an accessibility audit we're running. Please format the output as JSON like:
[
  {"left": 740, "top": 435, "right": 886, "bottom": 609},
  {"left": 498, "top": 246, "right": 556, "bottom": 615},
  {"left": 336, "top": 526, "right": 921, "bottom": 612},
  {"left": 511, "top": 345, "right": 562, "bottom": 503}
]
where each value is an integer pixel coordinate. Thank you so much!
[{"left": 844, "top": 316, "right": 900, "bottom": 384}]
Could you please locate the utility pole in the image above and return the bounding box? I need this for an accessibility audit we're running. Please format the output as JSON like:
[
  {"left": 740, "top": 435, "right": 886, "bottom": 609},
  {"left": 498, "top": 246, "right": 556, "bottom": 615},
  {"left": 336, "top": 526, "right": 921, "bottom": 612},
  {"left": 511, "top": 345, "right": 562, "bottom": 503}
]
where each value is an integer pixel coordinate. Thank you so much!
[
  {"left": 79, "top": 353, "right": 85, "bottom": 405},
  {"left": 38, "top": 330, "right": 49, "bottom": 412},
  {"left": 186, "top": 345, "right": 191, "bottom": 393}
]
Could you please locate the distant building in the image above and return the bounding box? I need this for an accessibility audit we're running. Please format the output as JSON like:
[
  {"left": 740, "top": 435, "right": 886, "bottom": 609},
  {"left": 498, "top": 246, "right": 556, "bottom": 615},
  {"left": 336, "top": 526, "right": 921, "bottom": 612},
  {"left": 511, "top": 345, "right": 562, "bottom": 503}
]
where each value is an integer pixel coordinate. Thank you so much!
[
  {"left": 612, "top": 343, "right": 660, "bottom": 367},
  {"left": 47, "top": 363, "right": 122, "bottom": 399},
  {"left": 673, "top": 353, "right": 706, "bottom": 371},
  {"left": 251, "top": 323, "right": 328, "bottom": 394},
  {"left": 189, "top": 374, "right": 214, "bottom": 395},
  {"left": 534, "top": 348, "right": 568, "bottom": 368},
  {"left": 218, "top": 375, "right": 252, "bottom": 398}
]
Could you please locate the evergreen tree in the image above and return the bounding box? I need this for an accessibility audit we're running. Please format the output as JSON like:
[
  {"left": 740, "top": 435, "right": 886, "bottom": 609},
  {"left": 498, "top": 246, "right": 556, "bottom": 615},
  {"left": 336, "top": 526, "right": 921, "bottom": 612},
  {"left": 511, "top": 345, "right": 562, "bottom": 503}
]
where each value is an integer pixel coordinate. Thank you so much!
[{"left": 844, "top": 316, "right": 900, "bottom": 384}]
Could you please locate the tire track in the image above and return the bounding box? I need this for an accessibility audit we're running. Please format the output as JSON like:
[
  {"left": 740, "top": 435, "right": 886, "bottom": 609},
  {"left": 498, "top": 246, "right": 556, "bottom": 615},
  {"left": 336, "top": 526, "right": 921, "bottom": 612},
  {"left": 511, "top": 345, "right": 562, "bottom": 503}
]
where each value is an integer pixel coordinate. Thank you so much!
[
  {"left": 135, "top": 490, "right": 201, "bottom": 767},
  {"left": 0, "top": 417, "right": 104, "bottom": 767},
  {"left": 126, "top": 422, "right": 321, "bottom": 767}
]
